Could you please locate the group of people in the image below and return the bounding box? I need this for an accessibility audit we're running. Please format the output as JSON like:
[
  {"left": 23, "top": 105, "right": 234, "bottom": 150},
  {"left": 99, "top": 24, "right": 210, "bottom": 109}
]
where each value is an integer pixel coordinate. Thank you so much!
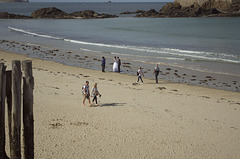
[
  {"left": 101, "top": 56, "right": 121, "bottom": 73},
  {"left": 113, "top": 56, "right": 121, "bottom": 72},
  {"left": 82, "top": 81, "right": 101, "bottom": 106},
  {"left": 136, "top": 64, "right": 160, "bottom": 84},
  {"left": 82, "top": 56, "right": 160, "bottom": 106}
]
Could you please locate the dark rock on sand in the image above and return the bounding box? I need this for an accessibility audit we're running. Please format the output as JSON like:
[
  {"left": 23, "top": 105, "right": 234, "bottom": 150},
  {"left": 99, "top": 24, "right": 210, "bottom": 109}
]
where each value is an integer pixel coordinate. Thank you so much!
[{"left": 206, "top": 76, "right": 213, "bottom": 78}]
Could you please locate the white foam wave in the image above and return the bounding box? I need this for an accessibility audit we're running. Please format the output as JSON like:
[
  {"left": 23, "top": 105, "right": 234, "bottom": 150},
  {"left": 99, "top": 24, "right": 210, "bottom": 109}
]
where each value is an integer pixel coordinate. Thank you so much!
[
  {"left": 8, "top": 26, "right": 63, "bottom": 40},
  {"left": 110, "top": 51, "right": 186, "bottom": 61},
  {"left": 8, "top": 26, "right": 240, "bottom": 64}
]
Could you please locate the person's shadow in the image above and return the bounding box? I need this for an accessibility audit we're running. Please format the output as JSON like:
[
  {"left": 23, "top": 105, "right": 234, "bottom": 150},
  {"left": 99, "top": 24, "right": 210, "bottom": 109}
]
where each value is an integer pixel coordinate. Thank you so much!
[{"left": 100, "top": 103, "right": 126, "bottom": 107}]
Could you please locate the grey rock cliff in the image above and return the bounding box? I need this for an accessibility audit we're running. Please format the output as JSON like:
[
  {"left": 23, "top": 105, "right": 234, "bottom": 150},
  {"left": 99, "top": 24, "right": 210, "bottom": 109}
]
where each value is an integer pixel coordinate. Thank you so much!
[{"left": 136, "top": 0, "right": 240, "bottom": 17}]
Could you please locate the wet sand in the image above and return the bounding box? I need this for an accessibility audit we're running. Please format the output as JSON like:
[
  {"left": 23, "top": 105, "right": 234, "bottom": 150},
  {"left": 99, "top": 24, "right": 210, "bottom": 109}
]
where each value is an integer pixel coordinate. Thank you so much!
[
  {"left": 1, "top": 49, "right": 240, "bottom": 158},
  {"left": 1, "top": 39, "right": 240, "bottom": 92}
]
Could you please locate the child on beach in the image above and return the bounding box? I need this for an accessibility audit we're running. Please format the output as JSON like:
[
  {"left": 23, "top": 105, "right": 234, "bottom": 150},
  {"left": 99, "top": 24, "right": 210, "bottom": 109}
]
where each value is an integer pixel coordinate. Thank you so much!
[
  {"left": 91, "top": 83, "right": 101, "bottom": 106},
  {"left": 137, "top": 67, "right": 144, "bottom": 84},
  {"left": 82, "top": 81, "right": 91, "bottom": 106}
]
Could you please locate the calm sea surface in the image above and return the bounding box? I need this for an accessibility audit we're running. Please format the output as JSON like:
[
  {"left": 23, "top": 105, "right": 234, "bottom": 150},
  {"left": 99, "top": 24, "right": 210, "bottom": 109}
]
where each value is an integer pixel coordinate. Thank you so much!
[{"left": 1, "top": 2, "right": 240, "bottom": 91}]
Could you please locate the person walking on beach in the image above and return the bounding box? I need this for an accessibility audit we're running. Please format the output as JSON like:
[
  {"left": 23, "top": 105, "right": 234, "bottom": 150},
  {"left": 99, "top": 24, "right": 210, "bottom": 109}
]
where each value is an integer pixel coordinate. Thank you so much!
[
  {"left": 153, "top": 64, "right": 160, "bottom": 83},
  {"left": 137, "top": 67, "right": 144, "bottom": 84},
  {"left": 82, "top": 81, "right": 91, "bottom": 106},
  {"left": 117, "top": 57, "right": 121, "bottom": 73},
  {"left": 91, "top": 83, "right": 101, "bottom": 106},
  {"left": 101, "top": 56, "right": 106, "bottom": 72}
]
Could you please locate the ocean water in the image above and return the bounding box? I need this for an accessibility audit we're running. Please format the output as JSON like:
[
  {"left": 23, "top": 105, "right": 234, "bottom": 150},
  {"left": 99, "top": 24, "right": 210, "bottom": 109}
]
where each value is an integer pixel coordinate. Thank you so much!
[{"left": 0, "top": 2, "right": 240, "bottom": 91}]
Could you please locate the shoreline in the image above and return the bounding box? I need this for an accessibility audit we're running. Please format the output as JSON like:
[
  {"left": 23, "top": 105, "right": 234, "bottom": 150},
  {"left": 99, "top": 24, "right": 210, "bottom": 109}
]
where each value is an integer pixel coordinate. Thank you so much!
[
  {"left": 1, "top": 49, "right": 240, "bottom": 158},
  {"left": 1, "top": 39, "right": 240, "bottom": 92}
]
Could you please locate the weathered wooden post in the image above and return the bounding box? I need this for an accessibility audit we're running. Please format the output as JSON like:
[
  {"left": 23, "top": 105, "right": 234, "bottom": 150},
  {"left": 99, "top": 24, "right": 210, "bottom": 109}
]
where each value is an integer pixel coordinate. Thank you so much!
[
  {"left": 0, "top": 63, "right": 9, "bottom": 159},
  {"left": 11, "top": 60, "right": 22, "bottom": 159},
  {"left": 22, "top": 60, "right": 34, "bottom": 159},
  {"left": 6, "top": 70, "right": 12, "bottom": 157}
]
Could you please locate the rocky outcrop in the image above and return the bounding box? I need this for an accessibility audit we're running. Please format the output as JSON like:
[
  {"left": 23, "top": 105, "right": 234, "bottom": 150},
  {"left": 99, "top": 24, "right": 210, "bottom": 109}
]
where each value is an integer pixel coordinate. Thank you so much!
[
  {"left": 136, "top": 0, "right": 240, "bottom": 17},
  {"left": 120, "top": 10, "right": 145, "bottom": 15},
  {"left": 0, "top": 12, "right": 31, "bottom": 19},
  {"left": 0, "top": 0, "right": 28, "bottom": 2},
  {"left": 70, "top": 10, "right": 118, "bottom": 19},
  {"left": 135, "top": 9, "right": 160, "bottom": 17},
  {"left": 31, "top": 7, "right": 70, "bottom": 19},
  {"left": 0, "top": 7, "right": 118, "bottom": 19}
]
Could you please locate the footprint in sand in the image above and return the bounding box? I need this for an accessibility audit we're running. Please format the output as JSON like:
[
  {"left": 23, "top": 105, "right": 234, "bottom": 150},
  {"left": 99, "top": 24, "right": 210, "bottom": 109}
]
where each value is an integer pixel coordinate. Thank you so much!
[
  {"left": 50, "top": 123, "right": 63, "bottom": 129},
  {"left": 201, "top": 96, "right": 210, "bottom": 99},
  {"left": 70, "top": 122, "right": 89, "bottom": 126},
  {"left": 157, "top": 87, "right": 166, "bottom": 90},
  {"left": 230, "top": 126, "right": 238, "bottom": 130}
]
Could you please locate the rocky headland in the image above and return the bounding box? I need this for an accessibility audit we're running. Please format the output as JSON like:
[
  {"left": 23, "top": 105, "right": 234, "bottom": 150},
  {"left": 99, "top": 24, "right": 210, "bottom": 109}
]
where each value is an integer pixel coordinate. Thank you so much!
[
  {"left": 135, "top": 1, "right": 240, "bottom": 17},
  {"left": 0, "top": 7, "right": 118, "bottom": 19},
  {"left": 0, "top": 0, "right": 28, "bottom": 2},
  {"left": 0, "top": 12, "right": 31, "bottom": 19},
  {"left": 0, "top": 1, "right": 239, "bottom": 19}
]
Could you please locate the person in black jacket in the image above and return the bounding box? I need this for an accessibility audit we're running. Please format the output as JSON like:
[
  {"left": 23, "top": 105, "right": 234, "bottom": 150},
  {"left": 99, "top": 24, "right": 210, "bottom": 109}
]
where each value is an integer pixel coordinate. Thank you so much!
[
  {"left": 117, "top": 57, "right": 121, "bottom": 73},
  {"left": 101, "top": 56, "right": 106, "bottom": 72},
  {"left": 153, "top": 64, "right": 160, "bottom": 83}
]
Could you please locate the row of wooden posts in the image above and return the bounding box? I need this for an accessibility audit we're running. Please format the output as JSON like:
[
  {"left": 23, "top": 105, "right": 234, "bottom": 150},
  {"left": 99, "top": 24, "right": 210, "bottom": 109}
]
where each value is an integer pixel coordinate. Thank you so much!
[{"left": 0, "top": 60, "right": 34, "bottom": 159}]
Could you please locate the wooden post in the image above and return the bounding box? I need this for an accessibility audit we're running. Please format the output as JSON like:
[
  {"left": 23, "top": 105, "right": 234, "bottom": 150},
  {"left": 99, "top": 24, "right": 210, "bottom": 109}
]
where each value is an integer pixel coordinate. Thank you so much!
[
  {"left": 0, "top": 63, "right": 9, "bottom": 159},
  {"left": 11, "top": 60, "right": 22, "bottom": 159},
  {"left": 6, "top": 70, "right": 12, "bottom": 157},
  {"left": 22, "top": 60, "right": 34, "bottom": 159}
]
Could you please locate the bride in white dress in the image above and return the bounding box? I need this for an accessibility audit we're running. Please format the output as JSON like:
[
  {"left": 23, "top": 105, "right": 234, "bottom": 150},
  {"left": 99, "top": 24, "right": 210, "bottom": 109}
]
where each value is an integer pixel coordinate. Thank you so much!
[{"left": 113, "top": 56, "right": 118, "bottom": 72}]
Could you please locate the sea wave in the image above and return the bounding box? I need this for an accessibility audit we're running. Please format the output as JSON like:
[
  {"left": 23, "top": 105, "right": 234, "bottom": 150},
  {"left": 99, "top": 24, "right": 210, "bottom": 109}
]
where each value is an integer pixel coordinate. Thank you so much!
[
  {"left": 64, "top": 39, "right": 240, "bottom": 64},
  {"left": 8, "top": 26, "right": 63, "bottom": 40},
  {"left": 8, "top": 26, "right": 240, "bottom": 64}
]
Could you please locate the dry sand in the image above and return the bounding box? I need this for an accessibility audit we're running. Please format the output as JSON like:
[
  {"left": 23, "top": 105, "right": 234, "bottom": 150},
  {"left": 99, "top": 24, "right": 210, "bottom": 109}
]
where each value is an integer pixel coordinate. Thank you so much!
[{"left": 1, "top": 50, "right": 240, "bottom": 159}]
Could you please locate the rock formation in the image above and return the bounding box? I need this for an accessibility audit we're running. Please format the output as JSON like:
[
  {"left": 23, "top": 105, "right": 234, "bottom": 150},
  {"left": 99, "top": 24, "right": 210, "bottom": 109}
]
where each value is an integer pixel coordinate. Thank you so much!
[
  {"left": 120, "top": 10, "right": 145, "bottom": 15},
  {"left": 70, "top": 10, "right": 118, "bottom": 19},
  {"left": 31, "top": 7, "right": 70, "bottom": 19},
  {"left": 0, "top": 7, "right": 118, "bottom": 19},
  {"left": 0, "top": 0, "right": 28, "bottom": 2},
  {"left": 136, "top": 0, "right": 240, "bottom": 17},
  {"left": 0, "top": 12, "right": 31, "bottom": 19}
]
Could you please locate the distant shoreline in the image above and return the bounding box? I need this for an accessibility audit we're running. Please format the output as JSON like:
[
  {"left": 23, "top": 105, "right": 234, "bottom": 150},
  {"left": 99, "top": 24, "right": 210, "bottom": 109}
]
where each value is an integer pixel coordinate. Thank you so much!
[
  {"left": 0, "top": 0, "right": 28, "bottom": 2},
  {"left": 1, "top": 1, "right": 239, "bottom": 18}
]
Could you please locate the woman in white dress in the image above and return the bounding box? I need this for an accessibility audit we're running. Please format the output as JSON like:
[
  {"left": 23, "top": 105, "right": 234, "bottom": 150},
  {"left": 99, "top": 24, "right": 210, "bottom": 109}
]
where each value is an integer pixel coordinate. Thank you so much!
[{"left": 113, "top": 56, "right": 118, "bottom": 72}]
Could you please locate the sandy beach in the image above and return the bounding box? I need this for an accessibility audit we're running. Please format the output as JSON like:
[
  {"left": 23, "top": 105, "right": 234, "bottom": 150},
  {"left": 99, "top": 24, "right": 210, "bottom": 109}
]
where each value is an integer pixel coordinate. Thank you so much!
[{"left": 1, "top": 49, "right": 240, "bottom": 158}]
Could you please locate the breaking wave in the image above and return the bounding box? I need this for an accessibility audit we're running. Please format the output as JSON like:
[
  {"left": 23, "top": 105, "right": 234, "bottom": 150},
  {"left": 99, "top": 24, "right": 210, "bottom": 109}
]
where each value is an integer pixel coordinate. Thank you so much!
[{"left": 8, "top": 26, "right": 240, "bottom": 64}]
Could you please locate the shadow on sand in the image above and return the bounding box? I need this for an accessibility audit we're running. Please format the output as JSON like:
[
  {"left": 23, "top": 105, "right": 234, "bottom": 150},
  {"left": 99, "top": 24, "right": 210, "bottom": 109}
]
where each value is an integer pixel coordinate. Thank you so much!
[{"left": 100, "top": 103, "right": 126, "bottom": 107}]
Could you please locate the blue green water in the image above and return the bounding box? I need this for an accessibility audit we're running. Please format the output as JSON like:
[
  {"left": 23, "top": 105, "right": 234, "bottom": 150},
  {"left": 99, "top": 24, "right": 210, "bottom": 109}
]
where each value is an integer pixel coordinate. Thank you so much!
[{"left": 1, "top": 2, "right": 240, "bottom": 91}]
